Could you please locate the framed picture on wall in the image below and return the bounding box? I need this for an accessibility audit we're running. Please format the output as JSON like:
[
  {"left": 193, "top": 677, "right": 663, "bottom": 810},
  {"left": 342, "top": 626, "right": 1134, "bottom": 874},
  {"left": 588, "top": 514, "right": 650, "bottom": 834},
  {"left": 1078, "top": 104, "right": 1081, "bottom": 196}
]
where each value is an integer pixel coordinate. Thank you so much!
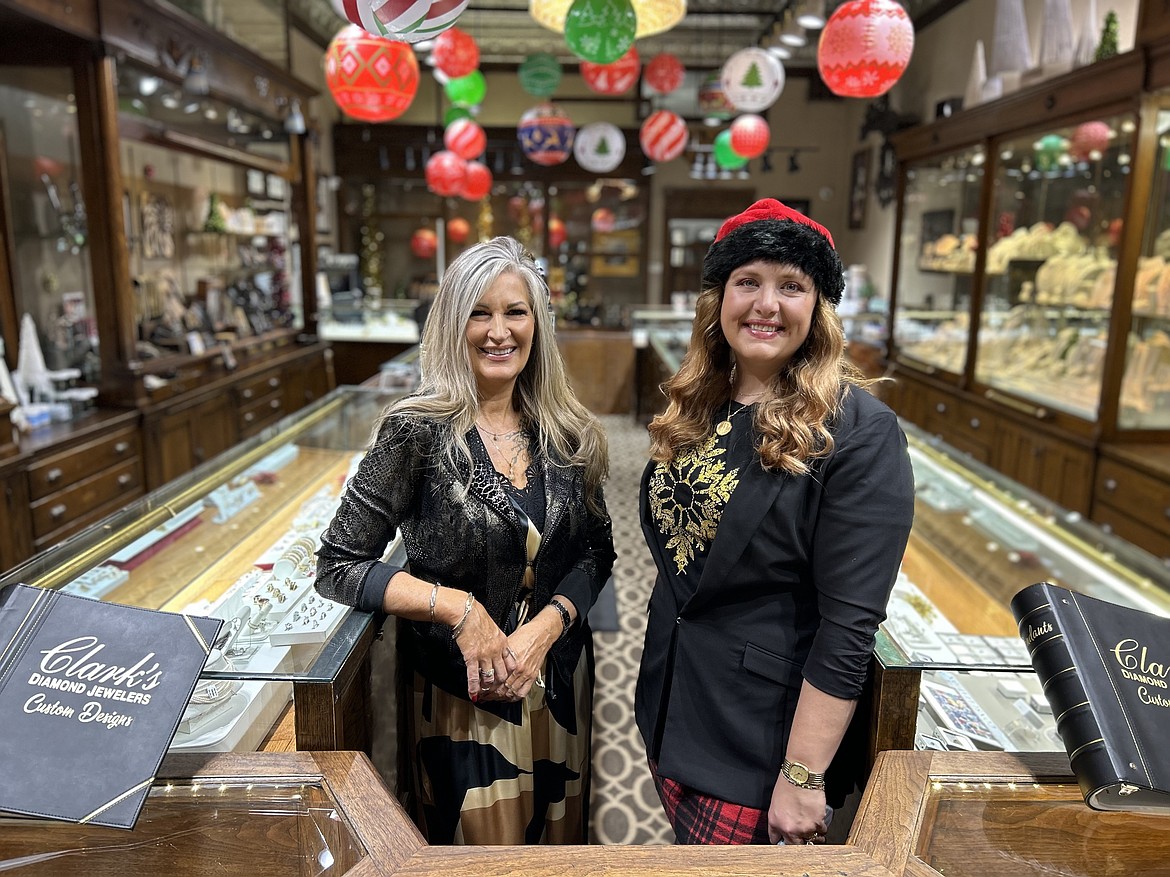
[
  {"left": 849, "top": 148, "right": 871, "bottom": 230},
  {"left": 246, "top": 168, "right": 266, "bottom": 197}
]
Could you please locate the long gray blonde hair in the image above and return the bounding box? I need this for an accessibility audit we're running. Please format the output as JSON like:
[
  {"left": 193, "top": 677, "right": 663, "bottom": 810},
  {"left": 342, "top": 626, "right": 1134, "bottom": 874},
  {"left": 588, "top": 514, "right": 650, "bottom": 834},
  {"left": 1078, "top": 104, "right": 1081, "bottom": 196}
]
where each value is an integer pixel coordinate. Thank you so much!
[{"left": 378, "top": 236, "right": 608, "bottom": 510}]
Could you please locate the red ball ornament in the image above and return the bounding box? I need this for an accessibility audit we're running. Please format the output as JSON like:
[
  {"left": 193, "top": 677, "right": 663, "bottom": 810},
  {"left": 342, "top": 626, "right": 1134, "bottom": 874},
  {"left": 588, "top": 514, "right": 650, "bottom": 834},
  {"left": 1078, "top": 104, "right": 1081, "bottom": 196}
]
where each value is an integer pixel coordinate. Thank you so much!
[
  {"left": 324, "top": 25, "right": 420, "bottom": 122},
  {"left": 549, "top": 217, "right": 567, "bottom": 248},
  {"left": 591, "top": 208, "right": 616, "bottom": 233},
  {"left": 431, "top": 25, "right": 479, "bottom": 78},
  {"left": 411, "top": 227, "right": 438, "bottom": 258},
  {"left": 425, "top": 150, "right": 467, "bottom": 197},
  {"left": 1070, "top": 121, "right": 1112, "bottom": 161},
  {"left": 729, "top": 114, "right": 771, "bottom": 160},
  {"left": 444, "top": 118, "right": 486, "bottom": 160},
  {"left": 580, "top": 46, "right": 640, "bottom": 95},
  {"left": 817, "top": 0, "right": 914, "bottom": 98},
  {"left": 447, "top": 216, "right": 471, "bottom": 243},
  {"left": 645, "top": 53, "right": 685, "bottom": 95},
  {"left": 460, "top": 161, "right": 493, "bottom": 200},
  {"left": 639, "top": 109, "right": 688, "bottom": 163}
]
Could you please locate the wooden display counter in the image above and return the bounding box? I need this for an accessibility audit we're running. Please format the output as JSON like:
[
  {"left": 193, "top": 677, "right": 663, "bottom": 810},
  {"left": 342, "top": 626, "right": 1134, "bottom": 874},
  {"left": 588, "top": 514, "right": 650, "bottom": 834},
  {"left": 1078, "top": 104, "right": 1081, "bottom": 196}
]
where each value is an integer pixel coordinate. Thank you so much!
[{"left": 557, "top": 328, "right": 635, "bottom": 415}]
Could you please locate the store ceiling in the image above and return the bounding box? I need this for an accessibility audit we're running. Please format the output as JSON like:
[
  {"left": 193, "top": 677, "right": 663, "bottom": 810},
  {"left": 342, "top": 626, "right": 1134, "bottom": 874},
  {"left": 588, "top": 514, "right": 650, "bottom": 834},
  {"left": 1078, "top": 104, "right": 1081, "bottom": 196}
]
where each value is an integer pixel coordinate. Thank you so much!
[{"left": 284, "top": 0, "right": 962, "bottom": 71}]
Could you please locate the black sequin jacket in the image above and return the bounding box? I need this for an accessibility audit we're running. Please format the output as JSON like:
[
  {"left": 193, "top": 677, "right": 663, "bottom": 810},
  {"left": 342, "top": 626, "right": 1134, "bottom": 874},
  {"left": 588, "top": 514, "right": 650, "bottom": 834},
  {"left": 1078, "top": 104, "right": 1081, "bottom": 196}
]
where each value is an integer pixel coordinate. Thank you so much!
[{"left": 315, "top": 412, "right": 615, "bottom": 711}]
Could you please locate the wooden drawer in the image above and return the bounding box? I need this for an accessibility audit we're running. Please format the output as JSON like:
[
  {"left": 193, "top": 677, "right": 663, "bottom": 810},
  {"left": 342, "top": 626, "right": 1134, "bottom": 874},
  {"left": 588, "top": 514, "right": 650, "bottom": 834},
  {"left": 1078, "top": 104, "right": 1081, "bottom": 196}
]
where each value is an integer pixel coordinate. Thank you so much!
[
  {"left": 1091, "top": 503, "right": 1170, "bottom": 561},
  {"left": 236, "top": 370, "right": 283, "bottom": 404},
  {"left": 30, "top": 457, "right": 143, "bottom": 538},
  {"left": 923, "top": 391, "right": 993, "bottom": 454},
  {"left": 238, "top": 393, "right": 285, "bottom": 437},
  {"left": 1094, "top": 458, "right": 1170, "bottom": 536},
  {"left": 27, "top": 426, "right": 141, "bottom": 501}
]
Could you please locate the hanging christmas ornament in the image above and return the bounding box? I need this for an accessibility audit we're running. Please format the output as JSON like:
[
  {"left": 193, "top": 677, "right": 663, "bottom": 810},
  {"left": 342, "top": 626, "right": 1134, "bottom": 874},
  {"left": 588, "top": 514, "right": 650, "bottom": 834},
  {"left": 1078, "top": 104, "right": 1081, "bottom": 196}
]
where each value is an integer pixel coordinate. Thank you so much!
[
  {"left": 564, "top": 0, "right": 637, "bottom": 65},
  {"left": 447, "top": 216, "right": 471, "bottom": 242},
  {"left": 444, "top": 106, "right": 473, "bottom": 126},
  {"left": 721, "top": 48, "right": 785, "bottom": 112},
  {"left": 548, "top": 216, "right": 567, "bottom": 248},
  {"left": 574, "top": 122, "right": 626, "bottom": 173},
  {"left": 530, "top": 0, "right": 685, "bottom": 39},
  {"left": 444, "top": 118, "right": 487, "bottom": 160},
  {"left": 580, "top": 46, "right": 640, "bottom": 95},
  {"left": 591, "top": 207, "right": 616, "bottom": 232},
  {"left": 460, "top": 161, "right": 493, "bottom": 200},
  {"left": 729, "top": 114, "right": 771, "bottom": 160},
  {"left": 518, "top": 102, "right": 575, "bottom": 166},
  {"left": 444, "top": 69, "right": 486, "bottom": 106},
  {"left": 324, "top": 25, "right": 420, "bottom": 122},
  {"left": 1034, "top": 133, "right": 1068, "bottom": 171},
  {"left": 713, "top": 129, "right": 749, "bottom": 170},
  {"left": 432, "top": 25, "right": 479, "bottom": 78},
  {"left": 697, "top": 72, "right": 735, "bottom": 121},
  {"left": 411, "top": 227, "right": 438, "bottom": 258},
  {"left": 817, "top": 0, "right": 915, "bottom": 98},
  {"left": 425, "top": 150, "right": 468, "bottom": 196},
  {"left": 336, "top": 0, "right": 429, "bottom": 39},
  {"left": 645, "top": 53, "right": 685, "bottom": 94},
  {"left": 1070, "top": 121, "right": 1112, "bottom": 161},
  {"left": 639, "top": 109, "right": 688, "bottom": 163},
  {"left": 400, "top": 0, "right": 469, "bottom": 43},
  {"left": 518, "top": 52, "right": 563, "bottom": 96}
]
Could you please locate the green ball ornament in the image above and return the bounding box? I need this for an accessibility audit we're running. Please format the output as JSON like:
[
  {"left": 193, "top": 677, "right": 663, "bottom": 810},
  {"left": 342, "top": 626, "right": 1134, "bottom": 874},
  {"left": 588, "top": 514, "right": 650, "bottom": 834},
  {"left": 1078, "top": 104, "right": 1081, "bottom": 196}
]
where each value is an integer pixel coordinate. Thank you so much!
[
  {"left": 518, "top": 53, "right": 562, "bottom": 97},
  {"left": 564, "top": 0, "right": 636, "bottom": 65},
  {"left": 713, "top": 129, "right": 748, "bottom": 170},
  {"left": 1034, "top": 133, "right": 1067, "bottom": 172},
  {"left": 445, "top": 70, "right": 486, "bottom": 107},
  {"left": 444, "top": 106, "right": 473, "bottom": 126}
]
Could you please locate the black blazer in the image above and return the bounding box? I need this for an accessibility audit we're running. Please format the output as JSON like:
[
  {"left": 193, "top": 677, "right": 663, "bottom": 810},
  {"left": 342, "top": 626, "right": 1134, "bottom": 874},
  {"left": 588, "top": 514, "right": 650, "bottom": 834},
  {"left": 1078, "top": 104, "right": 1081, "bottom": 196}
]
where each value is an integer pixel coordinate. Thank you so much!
[
  {"left": 316, "top": 413, "right": 615, "bottom": 714},
  {"left": 635, "top": 388, "right": 915, "bottom": 809}
]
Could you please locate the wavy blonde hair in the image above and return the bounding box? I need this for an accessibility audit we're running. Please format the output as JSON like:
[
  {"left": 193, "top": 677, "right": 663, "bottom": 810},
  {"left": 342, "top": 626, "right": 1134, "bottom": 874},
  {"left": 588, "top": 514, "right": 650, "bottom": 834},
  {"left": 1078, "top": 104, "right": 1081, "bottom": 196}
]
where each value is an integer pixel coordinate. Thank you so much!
[
  {"left": 648, "top": 284, "right": 870, "bottom": 476},
  {"left": 376, "top": 237, "right": 608, "bottom": 511}
]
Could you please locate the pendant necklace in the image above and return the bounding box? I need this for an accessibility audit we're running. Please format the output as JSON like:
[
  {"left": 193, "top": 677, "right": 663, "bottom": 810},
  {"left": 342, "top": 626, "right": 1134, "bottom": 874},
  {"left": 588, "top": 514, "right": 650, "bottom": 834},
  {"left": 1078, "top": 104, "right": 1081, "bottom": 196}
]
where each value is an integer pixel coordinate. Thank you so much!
[
  {"left": 715, "top": 392, "right": 766, "bottom": 436},
  {"left": 477, "top": 420, "right": 527, "bottom": 484}
]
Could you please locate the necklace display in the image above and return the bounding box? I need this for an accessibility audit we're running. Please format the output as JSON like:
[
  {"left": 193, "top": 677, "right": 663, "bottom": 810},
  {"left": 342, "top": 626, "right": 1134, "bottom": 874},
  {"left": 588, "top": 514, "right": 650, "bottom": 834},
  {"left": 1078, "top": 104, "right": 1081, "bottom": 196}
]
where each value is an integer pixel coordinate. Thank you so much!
[{"left": 476, "top": 420, "right": 529, "bottom": 485}]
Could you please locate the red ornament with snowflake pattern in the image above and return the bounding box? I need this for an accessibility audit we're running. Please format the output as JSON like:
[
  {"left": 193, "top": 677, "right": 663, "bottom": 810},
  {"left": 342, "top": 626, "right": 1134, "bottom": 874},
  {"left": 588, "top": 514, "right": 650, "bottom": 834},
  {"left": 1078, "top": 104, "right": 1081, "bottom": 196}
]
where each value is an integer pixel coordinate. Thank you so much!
[{"left": 816, "top": 0, "right": 914, "bottom": 98}]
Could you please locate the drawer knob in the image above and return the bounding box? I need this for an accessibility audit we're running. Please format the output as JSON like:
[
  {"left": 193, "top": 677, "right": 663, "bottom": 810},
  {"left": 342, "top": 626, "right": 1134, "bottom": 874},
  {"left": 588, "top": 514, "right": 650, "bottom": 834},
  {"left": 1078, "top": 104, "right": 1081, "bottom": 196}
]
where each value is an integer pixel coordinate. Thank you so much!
[
  {"left": 935, "top": 402, "right": 947, "bottom": 414},
  {"left": 117, "top": 473, "right": 133, "bottom": 487},
  {"left": 46, "top": 467, "right": 63, "bottom": 484},
  {"left": 242, "top": 388, "right": 254, "bottom": 399},
  {"left": 50, "top": 503, "right": 67, "bottom": 521},
  {"left": 1104, "top": 478, "right": 1117, "bottom": 491},
  {"left": 969, "top": 417, "right": 980, "bottom": 429},
  {"left": 114, "top": 441, "right": 130, "bottom": 455},
  {"left": 244, "top": 412, "right": 255, "bottom": 423},
  {"left": 269, "top": 399, "right": 281, "bottom": 410},
  {"left": 268, "top": 377, "right": 280, "bottom": 388}
]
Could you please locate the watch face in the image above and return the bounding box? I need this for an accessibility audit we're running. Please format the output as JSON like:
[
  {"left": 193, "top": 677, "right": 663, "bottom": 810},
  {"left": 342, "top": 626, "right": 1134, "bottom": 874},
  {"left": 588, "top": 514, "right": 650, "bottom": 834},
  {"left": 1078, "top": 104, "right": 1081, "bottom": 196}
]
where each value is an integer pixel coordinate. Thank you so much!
[{"left": 788, "top": 762, "right": 810, "bottom": 784}]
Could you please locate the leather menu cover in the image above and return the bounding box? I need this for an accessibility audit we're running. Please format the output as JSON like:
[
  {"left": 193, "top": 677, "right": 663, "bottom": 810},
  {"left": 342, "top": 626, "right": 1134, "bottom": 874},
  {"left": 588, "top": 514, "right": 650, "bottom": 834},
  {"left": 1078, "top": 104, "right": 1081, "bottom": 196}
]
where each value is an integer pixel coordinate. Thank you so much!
[
  {"left": 0, "top": 583, "right": 221, "bottom": 829},
  {"left": 1012, "top": 581, "right": 1170, "bottom": 812}
]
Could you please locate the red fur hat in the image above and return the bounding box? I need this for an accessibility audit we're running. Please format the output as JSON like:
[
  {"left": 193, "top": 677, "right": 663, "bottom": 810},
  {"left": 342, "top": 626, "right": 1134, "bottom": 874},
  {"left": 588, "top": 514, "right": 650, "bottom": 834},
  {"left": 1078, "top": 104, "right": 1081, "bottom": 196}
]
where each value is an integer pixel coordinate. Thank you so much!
[{"left": 716, "top": 198, "right": 835, "bottom": 249}]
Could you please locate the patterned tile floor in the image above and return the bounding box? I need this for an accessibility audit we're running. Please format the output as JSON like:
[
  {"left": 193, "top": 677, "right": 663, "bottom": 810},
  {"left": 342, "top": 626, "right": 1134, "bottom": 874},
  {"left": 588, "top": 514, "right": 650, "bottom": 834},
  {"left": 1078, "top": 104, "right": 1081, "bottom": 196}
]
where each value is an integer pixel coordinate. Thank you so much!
[{"left": 588, "top": 416, "right": 674, "bottom": 845}]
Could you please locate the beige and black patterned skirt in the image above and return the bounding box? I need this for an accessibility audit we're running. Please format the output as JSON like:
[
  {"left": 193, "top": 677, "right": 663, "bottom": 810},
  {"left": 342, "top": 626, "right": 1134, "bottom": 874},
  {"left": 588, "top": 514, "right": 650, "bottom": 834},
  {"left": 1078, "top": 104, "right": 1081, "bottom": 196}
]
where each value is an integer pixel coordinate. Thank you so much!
[{"left": 405, "top": 655, "right": 592, "bottom": 845}]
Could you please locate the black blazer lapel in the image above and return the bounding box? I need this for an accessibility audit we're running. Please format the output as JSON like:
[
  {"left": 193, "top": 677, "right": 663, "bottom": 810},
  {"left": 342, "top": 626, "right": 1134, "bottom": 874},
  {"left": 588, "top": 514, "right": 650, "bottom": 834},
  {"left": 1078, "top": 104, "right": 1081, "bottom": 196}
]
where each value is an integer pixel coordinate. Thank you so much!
[
  {"left": 465, "top": 428, "right": 521, "bottom": 529},
  {"left": 686, "top": 463, "right": 786, "bottom": 609}
]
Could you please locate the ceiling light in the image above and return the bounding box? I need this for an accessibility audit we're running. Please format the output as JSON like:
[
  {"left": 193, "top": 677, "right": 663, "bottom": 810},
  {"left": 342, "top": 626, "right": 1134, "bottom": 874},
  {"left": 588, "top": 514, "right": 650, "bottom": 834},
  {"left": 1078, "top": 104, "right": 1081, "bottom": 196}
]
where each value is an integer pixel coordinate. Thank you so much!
[
  {"left": 284, "top": 99, "right": 306, "bottom": 135},
  {"left": 767, "top": 43, "right": 792, "bottom": 60},
  {"left": 779, "top": 10, "right": 807, "bottom": 47},
  {"left": 138, "top": 75, "right": 160, "bottom": 96},
  {"left": 795, "top": 0, "right": 826, "bottom": 30},
  {"left": 184, "top": 56, "right": 210, "bottom": 96}
]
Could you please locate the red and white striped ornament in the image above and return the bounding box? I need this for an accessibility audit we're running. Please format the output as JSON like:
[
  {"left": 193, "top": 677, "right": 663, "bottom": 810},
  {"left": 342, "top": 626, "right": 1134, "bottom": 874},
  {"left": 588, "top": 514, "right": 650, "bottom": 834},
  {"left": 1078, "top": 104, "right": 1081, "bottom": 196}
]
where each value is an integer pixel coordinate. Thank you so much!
[
  {"left": 337, "top": 0, "right": 429, "bottom": 39},
  {"left": 639, "top": 109, "right": 688, "bottom": 163},
  {"left": 444, "top": 118, "right": 486, "bottom": 160}
]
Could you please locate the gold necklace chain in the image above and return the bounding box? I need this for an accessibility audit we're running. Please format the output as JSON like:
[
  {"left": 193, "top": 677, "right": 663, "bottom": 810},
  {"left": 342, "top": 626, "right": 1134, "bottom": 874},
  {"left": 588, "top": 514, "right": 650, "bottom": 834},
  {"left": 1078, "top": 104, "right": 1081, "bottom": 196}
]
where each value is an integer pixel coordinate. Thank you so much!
[
  {"left": 714, "top": 399, "right": 755, "bottom": 437},
  {"left": 476, "top": 421, "right": 528, "bottom": 484}
]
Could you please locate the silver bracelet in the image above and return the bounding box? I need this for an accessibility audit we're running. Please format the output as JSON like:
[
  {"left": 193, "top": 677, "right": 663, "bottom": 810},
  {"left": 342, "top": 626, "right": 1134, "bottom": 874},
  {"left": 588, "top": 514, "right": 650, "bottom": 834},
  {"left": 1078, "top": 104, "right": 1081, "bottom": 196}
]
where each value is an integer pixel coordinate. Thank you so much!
[
  {"left": 429, "top": 583, "right": 440, "bottom": 623},
  {"left": 548, "top": 597, "right": 572, "bottom": 637},
  {"left": 451, "top": 592, "right": 475, "bottom": 639}
]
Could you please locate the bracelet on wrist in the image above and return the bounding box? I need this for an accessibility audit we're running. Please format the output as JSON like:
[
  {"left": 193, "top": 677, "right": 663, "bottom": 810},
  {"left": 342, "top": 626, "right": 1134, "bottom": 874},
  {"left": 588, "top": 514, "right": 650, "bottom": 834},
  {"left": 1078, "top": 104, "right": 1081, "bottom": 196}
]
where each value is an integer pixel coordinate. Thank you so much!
[
  {"left": 548, "top": 597, "right": 572, "bottom": 638},
  {"left": 451, "top": 591, "right": 475, "bottom": 638},
  {"left": 429, "top": 583, "right": 440, "bottom": 624}
]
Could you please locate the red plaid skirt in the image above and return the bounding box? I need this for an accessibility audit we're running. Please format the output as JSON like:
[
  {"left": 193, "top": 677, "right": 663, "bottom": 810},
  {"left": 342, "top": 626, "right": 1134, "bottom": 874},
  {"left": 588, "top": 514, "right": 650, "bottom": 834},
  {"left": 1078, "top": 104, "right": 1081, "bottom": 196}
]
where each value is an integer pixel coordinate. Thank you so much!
[{"left": 649, "top": 759, "right": 772, "bottom": 845}]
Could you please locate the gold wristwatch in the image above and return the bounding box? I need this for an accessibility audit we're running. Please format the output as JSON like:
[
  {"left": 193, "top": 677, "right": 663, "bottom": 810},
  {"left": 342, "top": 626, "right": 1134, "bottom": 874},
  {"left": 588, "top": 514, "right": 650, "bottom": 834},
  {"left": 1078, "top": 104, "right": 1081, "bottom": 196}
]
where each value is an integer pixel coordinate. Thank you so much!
[{"left": 781, "top": 758, "right": 826, "bottom": 791}]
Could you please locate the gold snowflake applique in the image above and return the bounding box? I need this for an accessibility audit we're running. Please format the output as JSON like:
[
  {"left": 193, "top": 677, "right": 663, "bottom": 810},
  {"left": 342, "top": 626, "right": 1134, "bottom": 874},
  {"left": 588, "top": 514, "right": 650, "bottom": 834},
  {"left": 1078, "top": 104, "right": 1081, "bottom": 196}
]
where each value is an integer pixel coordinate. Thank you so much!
[{"left": 648, "top": 434, "right": 740, "bottom": 574}]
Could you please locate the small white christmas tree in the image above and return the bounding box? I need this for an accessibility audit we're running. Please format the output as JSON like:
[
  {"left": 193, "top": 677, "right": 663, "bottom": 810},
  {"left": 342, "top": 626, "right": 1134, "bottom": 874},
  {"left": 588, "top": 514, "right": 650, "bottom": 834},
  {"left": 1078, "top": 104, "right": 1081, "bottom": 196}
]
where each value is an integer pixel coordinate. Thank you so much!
[
  {"left": 1073, "top": 0, "right": 1100, "bottom": 67},
  {"left": 1037, "top": 0, "right": 1076, "bottom": 73},
  {"left": 988, "top": 0, "right": 1033, "bottom": 93},
  {"left": 964, "top": 40, "right": 988, "bottom": 109}
]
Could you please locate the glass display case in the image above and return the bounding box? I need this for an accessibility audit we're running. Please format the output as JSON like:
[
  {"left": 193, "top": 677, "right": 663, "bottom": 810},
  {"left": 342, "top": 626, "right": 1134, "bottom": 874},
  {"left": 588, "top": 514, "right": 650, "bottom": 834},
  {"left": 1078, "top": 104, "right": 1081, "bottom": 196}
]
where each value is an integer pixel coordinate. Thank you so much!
[
  {"left": 0, "top": 386, "right": 402, "bottom": 754},
  {"left": 852, "top": 750, "right": 1170, "bottom": 877},
  {"left": 974, "top": 112, "right": 1137, "bottom": 422},
  {"left": 0, "top": 66, "right": 100, "bottom": 399},
  {"left": 632, "top": 306, "right": 693, "bottom": 422},
  {"left": 1119, "top": 99, "right": 1170, "bottom": 428},
  {"left": 873, "top": 419, "right": 1170, "bottom": 758},
  {"left": 893, "top": 144, "right": 985, "bottom": 376}
]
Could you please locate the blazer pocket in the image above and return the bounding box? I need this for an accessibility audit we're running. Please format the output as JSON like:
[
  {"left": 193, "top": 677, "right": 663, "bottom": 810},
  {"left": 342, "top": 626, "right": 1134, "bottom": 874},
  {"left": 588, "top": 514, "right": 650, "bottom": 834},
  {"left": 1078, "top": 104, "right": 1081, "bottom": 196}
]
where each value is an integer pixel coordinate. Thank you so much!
[{"left": 742, "top": 642, "right": 803, "bottom": 689}]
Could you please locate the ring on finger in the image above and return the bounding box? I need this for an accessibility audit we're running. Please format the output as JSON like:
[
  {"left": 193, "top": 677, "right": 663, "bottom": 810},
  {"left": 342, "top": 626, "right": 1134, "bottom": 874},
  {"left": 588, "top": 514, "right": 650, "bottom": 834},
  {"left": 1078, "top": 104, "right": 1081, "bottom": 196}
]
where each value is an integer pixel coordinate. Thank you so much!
[{"left": 479, "top": 668, "right": 495, "bottom": 679}]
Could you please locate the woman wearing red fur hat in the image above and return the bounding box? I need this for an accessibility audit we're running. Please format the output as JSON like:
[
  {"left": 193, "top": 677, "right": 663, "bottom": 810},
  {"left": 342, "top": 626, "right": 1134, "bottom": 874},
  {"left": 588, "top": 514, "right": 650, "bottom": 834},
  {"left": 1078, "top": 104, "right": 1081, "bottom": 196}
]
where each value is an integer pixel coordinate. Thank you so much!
[{"left": 635, "top": 199, "right": 914, "bottom": 845}]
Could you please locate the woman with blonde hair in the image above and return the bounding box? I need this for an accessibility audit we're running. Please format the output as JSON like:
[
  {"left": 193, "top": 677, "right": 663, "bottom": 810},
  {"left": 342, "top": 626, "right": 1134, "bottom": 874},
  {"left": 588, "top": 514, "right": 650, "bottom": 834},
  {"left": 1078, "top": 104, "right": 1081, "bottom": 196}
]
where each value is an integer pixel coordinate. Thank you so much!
[
  {"left": 636, "top": 199, "right": 914, "bottom": 845},
  {"left": 317, "top": 236, "right": 614, "bottom": 845}
]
